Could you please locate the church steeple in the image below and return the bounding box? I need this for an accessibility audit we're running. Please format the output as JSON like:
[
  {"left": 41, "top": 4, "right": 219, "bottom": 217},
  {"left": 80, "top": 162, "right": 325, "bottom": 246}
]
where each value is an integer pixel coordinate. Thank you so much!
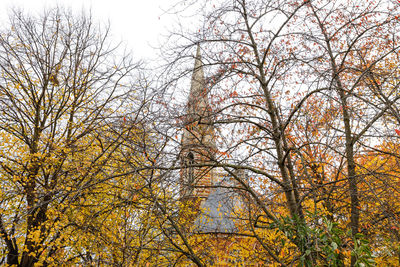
[
  {"left": 180, "top": 45, "right": 215, "bottom": 200},
  {"left": 187, "top": 44, "right": 212, "bottom": 125}
]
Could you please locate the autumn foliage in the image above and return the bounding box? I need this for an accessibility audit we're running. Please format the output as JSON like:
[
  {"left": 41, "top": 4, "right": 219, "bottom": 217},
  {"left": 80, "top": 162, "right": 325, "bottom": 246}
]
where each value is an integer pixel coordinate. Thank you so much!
[{"left": 2, "top": 0, "right": 400, "bottom": 266}]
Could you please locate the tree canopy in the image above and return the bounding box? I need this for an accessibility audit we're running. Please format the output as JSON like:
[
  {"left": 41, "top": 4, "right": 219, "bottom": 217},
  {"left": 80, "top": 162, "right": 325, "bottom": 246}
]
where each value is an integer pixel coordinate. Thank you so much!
[{"left": 2, "top": 1, "right": 400, "bottom": 266}]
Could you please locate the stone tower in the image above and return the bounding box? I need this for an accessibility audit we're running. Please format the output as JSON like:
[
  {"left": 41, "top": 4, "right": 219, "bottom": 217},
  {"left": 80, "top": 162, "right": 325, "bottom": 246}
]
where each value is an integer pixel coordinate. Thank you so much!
[
  {"left": 180, "top": 45, "right": 216, "bottom": 201},
  {"left": 180, "top": 46, "right": 240, "bottom": 236}
]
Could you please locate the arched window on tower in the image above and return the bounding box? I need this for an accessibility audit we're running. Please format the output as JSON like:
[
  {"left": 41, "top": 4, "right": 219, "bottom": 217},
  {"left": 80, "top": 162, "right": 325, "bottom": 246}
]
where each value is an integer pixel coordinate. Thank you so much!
[{"left": 187, "top": 152, "right": 195, "bottom": 186}]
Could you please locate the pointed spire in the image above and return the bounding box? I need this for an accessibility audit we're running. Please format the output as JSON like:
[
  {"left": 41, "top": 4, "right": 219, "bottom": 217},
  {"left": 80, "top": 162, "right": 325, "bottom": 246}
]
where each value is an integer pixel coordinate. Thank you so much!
[
  {"left": 191, "top": 44, "right": 204, "bottom": 91},
  {"left": 182, "top": 43, "right": 215, "bottom": 151},
  {"left": 180, "top": 44, "right": 216, "bottom": 199},
  {"left": 187, "top": 44, "right": 210, "bottom": 116}
]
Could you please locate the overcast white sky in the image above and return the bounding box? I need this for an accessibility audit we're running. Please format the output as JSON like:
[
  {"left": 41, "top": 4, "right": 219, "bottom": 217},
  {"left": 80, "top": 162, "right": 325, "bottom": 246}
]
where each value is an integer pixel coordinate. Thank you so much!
[{"left": 0, "top": 0, "right": 174, "bottom": 61}]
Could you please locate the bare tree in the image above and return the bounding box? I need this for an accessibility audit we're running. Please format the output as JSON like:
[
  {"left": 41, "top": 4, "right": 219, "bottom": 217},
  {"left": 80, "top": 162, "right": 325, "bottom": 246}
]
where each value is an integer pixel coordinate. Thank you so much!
[{"left": 0, "top": 7, "right": 146, "bottom": 266}]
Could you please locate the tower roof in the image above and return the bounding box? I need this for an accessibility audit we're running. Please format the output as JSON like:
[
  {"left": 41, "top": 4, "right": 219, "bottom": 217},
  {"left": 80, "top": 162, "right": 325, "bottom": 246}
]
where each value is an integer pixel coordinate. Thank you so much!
[
  {"left": 194, "top": 186, "right": 239, "bottom": 233},
  {"left": 187, "top": 44, "right": 212, "bottom": 122},
  {"left": 181, "top": 45, "right": 215, "bottom": 151}
]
